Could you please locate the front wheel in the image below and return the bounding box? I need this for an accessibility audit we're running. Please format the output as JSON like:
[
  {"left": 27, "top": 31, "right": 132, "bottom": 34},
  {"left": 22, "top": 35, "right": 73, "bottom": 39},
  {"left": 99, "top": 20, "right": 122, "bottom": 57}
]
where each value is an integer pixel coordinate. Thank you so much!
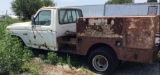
[{"left": 88, "top": 48, "right": 117, "bottom": 74}]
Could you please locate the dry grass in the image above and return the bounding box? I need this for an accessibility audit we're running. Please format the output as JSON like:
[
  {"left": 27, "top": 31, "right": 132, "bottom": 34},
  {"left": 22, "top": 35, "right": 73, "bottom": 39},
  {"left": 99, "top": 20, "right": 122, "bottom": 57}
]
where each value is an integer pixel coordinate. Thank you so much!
[{"left": 20, "top": 57, "right": 99, "bottom": 75}]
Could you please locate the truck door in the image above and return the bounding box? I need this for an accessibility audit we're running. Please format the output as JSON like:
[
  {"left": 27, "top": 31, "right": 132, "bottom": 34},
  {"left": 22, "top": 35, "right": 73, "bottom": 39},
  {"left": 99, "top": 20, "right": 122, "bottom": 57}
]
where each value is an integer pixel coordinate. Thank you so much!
[{"left": 29, "top": 10, "right": 57, "bottom": 50}]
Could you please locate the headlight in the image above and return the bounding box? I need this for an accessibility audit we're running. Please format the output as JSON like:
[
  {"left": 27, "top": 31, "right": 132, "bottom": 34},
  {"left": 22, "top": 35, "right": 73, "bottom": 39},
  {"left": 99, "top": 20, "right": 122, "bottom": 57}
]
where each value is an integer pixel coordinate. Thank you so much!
[{"left": 6, "top": 26, "right": 10, "bottom": 30}]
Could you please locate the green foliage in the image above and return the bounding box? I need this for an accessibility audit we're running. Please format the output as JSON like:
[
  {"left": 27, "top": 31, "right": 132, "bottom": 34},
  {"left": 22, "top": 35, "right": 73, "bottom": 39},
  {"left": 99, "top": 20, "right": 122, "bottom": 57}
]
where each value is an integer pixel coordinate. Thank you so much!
[
  {"left": 147, "top": 0, "right": 157, "bottom": 2},
  {"left": 106, "top": 0, "right": 134, "bottom": 4},
  {"left": 0, "top": 18, "right": 33, "bottom": 75},
  {"left": 42, "top": 0, "right": 55, "bottom": 6},
  {"left": 58, "top": 57, "right": 63, "bottom": 66},
  {"left": 29, "top": 67, "right": 39, "bottom": 75},
  {"left": 22, "top": 61, "right": 41, "bottom": 75},
  {"left": 45, "top": 52, "right": 59, "bottom": 65},
  {"left": 11, "top": 0, "right": 55, "bottom": 20},
  {"left": 157, "top": 52, "right": 160, "bottom": 62},
  {"left": 39, "top": 54, "right": 46, "bottom": 60},
  {"left": 41, "top": 52, "right": 86, "bottom": 69},
  {"left": 67, "top": 55, "right": 72, "bottom": 68}
]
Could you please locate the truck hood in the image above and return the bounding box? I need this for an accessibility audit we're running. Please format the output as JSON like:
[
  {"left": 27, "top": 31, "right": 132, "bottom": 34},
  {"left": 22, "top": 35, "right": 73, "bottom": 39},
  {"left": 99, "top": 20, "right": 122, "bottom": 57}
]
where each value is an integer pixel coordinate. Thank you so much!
[{"left": 7, "top": 22, "right": 31, "bottom": 30}]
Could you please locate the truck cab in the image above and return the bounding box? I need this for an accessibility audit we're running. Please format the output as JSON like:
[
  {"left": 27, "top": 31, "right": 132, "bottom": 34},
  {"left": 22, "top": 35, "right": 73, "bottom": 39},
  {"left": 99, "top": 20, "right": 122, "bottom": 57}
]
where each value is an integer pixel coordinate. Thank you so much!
[{"left": 7, "top": 7, "right": 83, "bottom": 51}]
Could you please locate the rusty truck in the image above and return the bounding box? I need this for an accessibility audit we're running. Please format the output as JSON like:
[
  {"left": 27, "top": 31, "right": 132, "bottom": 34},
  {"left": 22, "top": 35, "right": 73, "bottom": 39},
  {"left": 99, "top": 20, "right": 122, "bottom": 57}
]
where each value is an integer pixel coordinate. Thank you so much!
[{"left": 6, "top": 6, "right": 160, "bottom": 74}]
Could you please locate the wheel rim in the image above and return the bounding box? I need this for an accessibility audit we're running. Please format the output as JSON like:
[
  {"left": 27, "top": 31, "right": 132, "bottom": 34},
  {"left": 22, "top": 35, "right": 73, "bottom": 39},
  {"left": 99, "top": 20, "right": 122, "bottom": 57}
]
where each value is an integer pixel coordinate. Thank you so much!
[{"left": 92, "top": 55, "right": 108, "bottom": 72}]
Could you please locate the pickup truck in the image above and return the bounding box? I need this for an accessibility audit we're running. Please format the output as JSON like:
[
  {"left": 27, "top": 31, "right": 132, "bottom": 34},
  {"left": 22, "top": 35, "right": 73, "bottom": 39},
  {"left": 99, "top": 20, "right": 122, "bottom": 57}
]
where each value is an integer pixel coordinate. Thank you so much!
[{"left": 6, "top": 7, "right": 160, "bottom": 74}]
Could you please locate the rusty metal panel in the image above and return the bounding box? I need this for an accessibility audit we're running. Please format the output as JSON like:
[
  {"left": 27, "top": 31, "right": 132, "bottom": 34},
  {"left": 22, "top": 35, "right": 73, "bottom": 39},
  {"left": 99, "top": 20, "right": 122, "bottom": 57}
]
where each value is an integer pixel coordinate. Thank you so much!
[
  {"left": 156, "top": 16, "right": 160, "bottom": 33},
  {"left": 77, "top": 16, "right": 157, "bottom": 49},
  {"left": 119, "top": 48, "right": 152, "bottom": 63},
  {"left": 76, "top": 16, "right": 159, "bottom": 63},
  {"left": 76, "top": 36, "right": 122, "bottom": 57},
  {"left": 123, "top": 17, "right": 155, "bottom": 49},
  {"left": 77, "top": 18, "right": 123, "bottom": 38}
]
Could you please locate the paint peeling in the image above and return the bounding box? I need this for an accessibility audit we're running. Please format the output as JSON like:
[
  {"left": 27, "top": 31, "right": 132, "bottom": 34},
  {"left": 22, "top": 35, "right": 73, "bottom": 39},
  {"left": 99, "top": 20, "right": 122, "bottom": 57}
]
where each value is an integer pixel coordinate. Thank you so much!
[
  {"left": 124, "top": 17, "right": 155, "bottom": 49},
  {"left": 38, "top": 43, "right": 50, "bottom": 50},
  {"left": 77, "top": 16, "right": 158, "bottom": 49},
  {"left": 77, "top": 18, "right": 123, "bottom": 38}
]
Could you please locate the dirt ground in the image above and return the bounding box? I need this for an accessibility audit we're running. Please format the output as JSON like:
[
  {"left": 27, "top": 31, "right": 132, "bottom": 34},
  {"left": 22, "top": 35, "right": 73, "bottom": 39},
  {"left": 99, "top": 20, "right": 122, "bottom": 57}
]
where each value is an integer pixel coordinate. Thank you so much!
[
  {"left": 20, "top": 57, "right": 160, "bottom": 75},
  {"left": 20, "top": 49, "right": 160, "bottom": 75},
  {"left": 20, "top": 58, "right": 99, "bottom": 75}
]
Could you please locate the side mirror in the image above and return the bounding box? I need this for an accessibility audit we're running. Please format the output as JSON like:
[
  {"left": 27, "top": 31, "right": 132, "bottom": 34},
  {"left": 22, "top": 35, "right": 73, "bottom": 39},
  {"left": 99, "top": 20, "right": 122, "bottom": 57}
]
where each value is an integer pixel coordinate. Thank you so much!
[{"left": 31, "top": 16, "right": 35, "bottom": 25}]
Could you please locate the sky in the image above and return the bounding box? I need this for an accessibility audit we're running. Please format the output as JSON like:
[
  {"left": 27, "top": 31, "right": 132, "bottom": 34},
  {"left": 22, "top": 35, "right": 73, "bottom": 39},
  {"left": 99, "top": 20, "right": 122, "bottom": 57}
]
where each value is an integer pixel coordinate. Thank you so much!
[{"left": 0, "top": 0, "right": 157, "bottom": 15}]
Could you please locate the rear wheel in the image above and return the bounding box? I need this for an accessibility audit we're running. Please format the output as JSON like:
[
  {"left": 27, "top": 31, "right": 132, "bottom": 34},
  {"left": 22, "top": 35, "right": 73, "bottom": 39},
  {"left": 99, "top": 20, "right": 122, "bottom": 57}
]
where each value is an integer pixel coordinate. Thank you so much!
[{"left": 88, "top": 47, "right": 117, "bottom": 74}]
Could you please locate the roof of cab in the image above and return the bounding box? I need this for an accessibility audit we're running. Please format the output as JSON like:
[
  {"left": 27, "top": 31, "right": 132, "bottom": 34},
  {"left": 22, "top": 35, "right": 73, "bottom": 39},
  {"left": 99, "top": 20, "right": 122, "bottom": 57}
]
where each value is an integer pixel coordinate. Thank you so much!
[{"left": 40, "top": 6, "right": 80, "bottom": 10}]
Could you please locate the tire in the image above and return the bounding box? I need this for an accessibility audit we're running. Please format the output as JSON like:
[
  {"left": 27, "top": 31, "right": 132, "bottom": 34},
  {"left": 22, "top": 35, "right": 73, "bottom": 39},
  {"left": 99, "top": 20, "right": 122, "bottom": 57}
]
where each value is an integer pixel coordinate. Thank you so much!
[{"left": 88, "top": 47, "right": 117, "bottom": 74}]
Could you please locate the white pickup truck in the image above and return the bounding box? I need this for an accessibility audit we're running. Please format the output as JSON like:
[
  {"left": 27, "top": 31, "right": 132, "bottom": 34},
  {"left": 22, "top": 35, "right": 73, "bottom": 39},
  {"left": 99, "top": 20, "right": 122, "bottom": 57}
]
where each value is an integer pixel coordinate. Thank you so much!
[
  {"left": 7, "top": 7, "right": 160, "bottom": 74},
  {"left": 7, "top": 7, "right": 83, "bottom": 50}
]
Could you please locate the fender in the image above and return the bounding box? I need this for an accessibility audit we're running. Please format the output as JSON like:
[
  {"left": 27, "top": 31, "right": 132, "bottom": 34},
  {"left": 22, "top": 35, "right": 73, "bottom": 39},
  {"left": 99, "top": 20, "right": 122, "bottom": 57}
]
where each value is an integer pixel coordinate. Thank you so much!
[{"left": 9, "top": 30, "right": 30, "bottom": 47}]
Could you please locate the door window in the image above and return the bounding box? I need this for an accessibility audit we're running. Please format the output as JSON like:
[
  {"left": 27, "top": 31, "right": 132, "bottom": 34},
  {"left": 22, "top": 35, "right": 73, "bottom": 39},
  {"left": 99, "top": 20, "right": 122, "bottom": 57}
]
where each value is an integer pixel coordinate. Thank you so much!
[
  {"left": 59, "top": 9, "right": 82, "bottom": 24},
  {"left": 34, "top": 10, "right": 51, "bottom": 25}
]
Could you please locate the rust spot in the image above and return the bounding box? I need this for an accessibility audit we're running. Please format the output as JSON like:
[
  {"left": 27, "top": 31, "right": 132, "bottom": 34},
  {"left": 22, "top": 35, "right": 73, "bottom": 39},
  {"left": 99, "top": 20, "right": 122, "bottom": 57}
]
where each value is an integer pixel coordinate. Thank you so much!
[
  {"left": 34, "top": 44, "right": 37, "bottom": 46},
  {"left": 34, "top": 35, "right": 36, "bottom": 39},
  {"left": 29, "top": 40, "right": 31, "bottom": 43},
  {"left": 38, "top": 43, "right": 50, "bottom": 50},
  {"left": 124, "top": 17, "right": 155, "bottom": 49}
]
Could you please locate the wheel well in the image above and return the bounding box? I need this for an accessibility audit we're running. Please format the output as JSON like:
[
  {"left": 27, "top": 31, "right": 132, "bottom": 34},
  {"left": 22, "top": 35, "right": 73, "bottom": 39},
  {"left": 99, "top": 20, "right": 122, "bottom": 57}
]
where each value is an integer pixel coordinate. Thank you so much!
[
  {"left": 11, "top": 35, "right": 25, "bottom": 46},
  {"left": 87, "top": 43, "right": 117, "bottom": 59}
]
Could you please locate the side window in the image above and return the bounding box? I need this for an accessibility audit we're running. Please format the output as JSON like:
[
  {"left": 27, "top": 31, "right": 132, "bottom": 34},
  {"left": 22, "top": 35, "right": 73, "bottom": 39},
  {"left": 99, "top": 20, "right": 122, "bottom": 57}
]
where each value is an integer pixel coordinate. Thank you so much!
[
  {"left": 72, "top": 10, "right": 77, "bottom": 22},
  {"left": 148, "top": 6, "right": 158, "bottom": 15},
  {"left": 59, "top": 10, "right": 67, "bottom": 23},
  {"left": 67, "top": 10, "right": 73, "bottom": 22},
  {"left": 77, "top": 10, "right": 83, "bottom": 18},
  {"left": 59, "top": 9, "right": 82, "bottom": 24},
  {"left": 35, "top": 10, "right": 51, "bottom": 25}
]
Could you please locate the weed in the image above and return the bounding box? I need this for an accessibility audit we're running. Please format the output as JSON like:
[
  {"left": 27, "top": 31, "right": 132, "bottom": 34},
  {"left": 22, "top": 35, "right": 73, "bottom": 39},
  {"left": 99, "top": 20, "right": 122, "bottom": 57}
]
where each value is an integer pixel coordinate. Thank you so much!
[
  {"left": 67, "top": 55, "right": 72, "bottom": 69},
  {"left": 157, "top": 52, "right": 160, "bottom": 62},
  {"left": 45, "top": 52, "right": 58, "bottom": 65},
  {"left": 29, "top": 67, "right": 39, "bottom": 75},
  {"left": 0, "top": 18, "right": 33, "bottom": 75},
  {"left": 22, "top": 58, "right": 43, "bottom": 75},
  {"left": 58, "top": 57, "right": 63, "bottom": 66},
  {"left": 39, "top": 54, "right": 46, "bottom": 60}
]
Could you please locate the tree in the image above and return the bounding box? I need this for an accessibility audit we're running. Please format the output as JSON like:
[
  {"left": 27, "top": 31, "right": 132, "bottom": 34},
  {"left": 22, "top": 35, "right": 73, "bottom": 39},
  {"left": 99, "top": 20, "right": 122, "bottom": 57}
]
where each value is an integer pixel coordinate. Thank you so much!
[
  {"left": 11, "top": 0, "right": 55, "bottom": 20},
  {"left": 42, "top": 0, "right": 55, "bottom": 6},
  {"left": 147, "top": 0, "right": 157, "bottom": 2},
  {"left": 106, "top": 0, "right": 134, "bottom": 4}
]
